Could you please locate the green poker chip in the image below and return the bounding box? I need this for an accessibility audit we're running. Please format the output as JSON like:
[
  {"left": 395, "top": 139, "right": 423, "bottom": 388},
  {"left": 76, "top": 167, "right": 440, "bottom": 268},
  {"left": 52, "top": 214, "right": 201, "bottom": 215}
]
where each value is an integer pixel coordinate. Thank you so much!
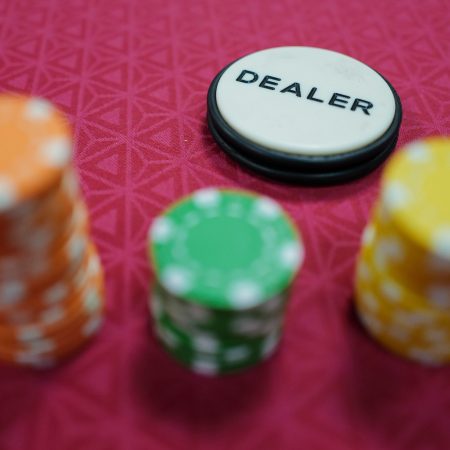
[
  {"left": 153, "top": 297, "right": 281, "bottom": 376},
  {"left": 148, "top": 188, "right": 303, "bottom": 376},
  {"left": 152, "top": 281, "right": 288, "bottom": 337},
  {"left": 149, "top": 188, "right": 303, "bottom": 309}
]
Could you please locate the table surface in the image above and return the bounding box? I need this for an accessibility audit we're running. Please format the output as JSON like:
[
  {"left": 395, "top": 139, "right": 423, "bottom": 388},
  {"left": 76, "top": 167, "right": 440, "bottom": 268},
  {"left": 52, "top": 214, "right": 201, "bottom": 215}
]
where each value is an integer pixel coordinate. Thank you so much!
[{"left": 0, "top": 1, "right": 449, "bottom": 449}]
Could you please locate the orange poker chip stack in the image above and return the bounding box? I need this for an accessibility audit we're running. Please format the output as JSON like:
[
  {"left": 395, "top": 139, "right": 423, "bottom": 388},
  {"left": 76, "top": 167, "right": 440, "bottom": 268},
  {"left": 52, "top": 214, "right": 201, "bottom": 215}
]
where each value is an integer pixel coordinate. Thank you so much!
[
  {"left": 0, "top": 94, "right": 105, "bottom": 368},
  {"left": 354, "top": 137, "right": 450, "bottom": 366}
]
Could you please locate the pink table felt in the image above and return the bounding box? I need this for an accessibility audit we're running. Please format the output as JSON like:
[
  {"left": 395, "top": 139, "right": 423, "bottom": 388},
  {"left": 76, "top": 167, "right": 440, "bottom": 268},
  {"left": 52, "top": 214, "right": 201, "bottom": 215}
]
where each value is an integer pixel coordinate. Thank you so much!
[{"left": 0, "top": 0, "right": 449, "bottom": 449}]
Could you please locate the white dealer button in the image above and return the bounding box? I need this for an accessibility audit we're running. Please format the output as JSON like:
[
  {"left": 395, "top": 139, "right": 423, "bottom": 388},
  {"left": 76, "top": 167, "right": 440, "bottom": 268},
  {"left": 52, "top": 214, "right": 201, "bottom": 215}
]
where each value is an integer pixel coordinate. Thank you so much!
[
  {"left": 207, "top": 46, "right": 402, "bottom": 184},
  {"left": 216, "top": 46, "right": 397, "bottom": 156}
]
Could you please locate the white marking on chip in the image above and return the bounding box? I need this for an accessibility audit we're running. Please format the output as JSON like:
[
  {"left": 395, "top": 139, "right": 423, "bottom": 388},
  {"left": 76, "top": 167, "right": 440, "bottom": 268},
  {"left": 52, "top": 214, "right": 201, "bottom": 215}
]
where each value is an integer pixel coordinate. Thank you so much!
[
  {"left": 191, "top": 334, "right": 219, "bottom": 353},
  {"left": 156, "top": 325, "right": 179, "bottom": 348},
  {"left": 24, "top": 98, "right": 53, "bottom": 120},
  {"left": 228, "top": 281, "right": 262, "bottom": 308},
  {"left": 28, "top": 227, "right": 54, "bottom": 250},
  {"left": 432, "top": 228, "right": 450, "bottom": 260},
  {"left": 192, "top": 188, "right": 220, "bottom": 208},
  {"left": 379, "top": 236, "right": 404, "bottom": 260},
  {"left": 254, "top": 197, "right": 281, "bottom": 219},
  {"left": 383, "top": 182, "right": 410, "bottom": 210},
  {"left": 359, "top": 312, "right": 383, "bottom": 334},
  {"left": 41, "top": 137, "right": 72, "bottom": 167},
  {"left": 68, "top": 234, "right": 86, "bottom": 260},
  {"left": 360, "top": 291, "right": 379, "bottom": 311},
  {"left": 150, "top": 292, "right": 163, "bottom": 319},
  {"left": 0, "top": 281, "right": 26, "bottom": 307},
  {"left": 161, "top": 266, "right": 192, "bottom": 295},
  {"left": 405, "top": 142, "right": 430, "bottom": 163},
  {"left": 44, "top": 283, "right": 68, "bottom": 304},
  {"left": 26, "top": 339, "right": 56, "bottom": 354},
  {"left": 183, "top": 212, "right": 199, "bottom": 227},
  {"left": 29, "top": 357, "right": 56, "bottom": 369},
  {"left": 261, "top": 331, "right": 280, "bottom": 358},
  {"left": 0, "top": 177, "right": 17, "bottom": 211},
  {"left": 83, "top": 289, "right": 101, "bottom": 312},
  {"left": 165, "top": 302, "right": 192, "bottom": 327},
  {"left": 361, "top": 225, "right": 375, "bottom": 246},
  {"left": 18, "top": 326, "right": 43, "bottom": 342},
  {"left": 407, "top": 347, "right": 442, "bottom": 366},
  {"left": 224, "top": 346, "right": 251, "bottom": 363},
  {"left": 279, "top": 241, "right": 304, "bottom": 270},
  {"left": 380, "top": 280, "right": 401, "bottom": 302},
  {"left": 373, "top": 237, "right": 404, "bottom": 270},
  {"left": 15, "top": 352, "right": 47, "bottom": 365},
  {"left": 191, "top": 358, "right": 218, "bottom": 376},
  {"left": 231, "top": 317, "right": 263, "bottom": 334},
  {"left": 41, "top": 306, "right": 65, "bottom": 325},
  {"left": 82, "top": 315, "right": 103, "bottom": 336},
  {"left": 187, "top": 303, "right": 212, "bottom": 322},
  {"left": 150, "top": 217, "right": 174, "bottom": 243}
]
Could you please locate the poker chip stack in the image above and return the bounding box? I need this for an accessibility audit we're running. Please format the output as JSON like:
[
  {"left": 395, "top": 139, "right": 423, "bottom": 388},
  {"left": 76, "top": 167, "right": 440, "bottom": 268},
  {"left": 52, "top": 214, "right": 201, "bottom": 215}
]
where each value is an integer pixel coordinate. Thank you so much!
[
  {"left": 148, "top": 188, "right": 304, "bottom": 375},
  {"left": 355, "top": 137, "right": 450, "bottom": 366},
  {"left": 0, "top": 94, "right": 105, "bottom": 368}
]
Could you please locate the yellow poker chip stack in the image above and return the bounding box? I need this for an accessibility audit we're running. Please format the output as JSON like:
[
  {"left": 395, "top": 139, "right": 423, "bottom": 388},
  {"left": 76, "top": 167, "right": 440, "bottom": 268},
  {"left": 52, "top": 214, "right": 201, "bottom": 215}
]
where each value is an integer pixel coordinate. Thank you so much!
[
  {"left": 0, "top": 94, "right": 105, "bottom": 368},
  {"left": 355, "top": 137, "right": 450, "bottom": 366}
]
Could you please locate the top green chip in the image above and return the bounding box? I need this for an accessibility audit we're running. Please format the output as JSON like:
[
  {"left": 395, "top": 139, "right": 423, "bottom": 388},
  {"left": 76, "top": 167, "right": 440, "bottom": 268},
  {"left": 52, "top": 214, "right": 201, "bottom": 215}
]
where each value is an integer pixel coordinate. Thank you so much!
[{"left": 149, "top": 188, "right": 303, "bottom": 310}]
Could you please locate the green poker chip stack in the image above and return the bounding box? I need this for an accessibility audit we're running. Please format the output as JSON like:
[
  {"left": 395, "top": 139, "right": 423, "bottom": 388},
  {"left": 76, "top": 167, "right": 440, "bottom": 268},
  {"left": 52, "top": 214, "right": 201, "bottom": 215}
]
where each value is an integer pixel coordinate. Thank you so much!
[{"left": 148, "top": 188, "right": 304, "bottom": 376}]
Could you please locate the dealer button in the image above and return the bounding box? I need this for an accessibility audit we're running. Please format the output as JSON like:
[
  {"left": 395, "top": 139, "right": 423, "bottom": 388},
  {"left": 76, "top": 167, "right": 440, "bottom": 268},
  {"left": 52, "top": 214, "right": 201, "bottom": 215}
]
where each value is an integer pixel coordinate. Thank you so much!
[{"left": 207, "top": 46, "right": 402, "bottom": 185}]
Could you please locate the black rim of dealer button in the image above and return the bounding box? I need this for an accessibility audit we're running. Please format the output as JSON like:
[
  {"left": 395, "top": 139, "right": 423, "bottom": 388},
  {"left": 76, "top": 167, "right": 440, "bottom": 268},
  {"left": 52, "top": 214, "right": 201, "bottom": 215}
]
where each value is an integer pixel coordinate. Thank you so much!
[
  {"left": 207, "top": 58, "right": 402, "bottom": 184},
  {"left": 207, "top": 112, "right": 399, "bottom": 185}
]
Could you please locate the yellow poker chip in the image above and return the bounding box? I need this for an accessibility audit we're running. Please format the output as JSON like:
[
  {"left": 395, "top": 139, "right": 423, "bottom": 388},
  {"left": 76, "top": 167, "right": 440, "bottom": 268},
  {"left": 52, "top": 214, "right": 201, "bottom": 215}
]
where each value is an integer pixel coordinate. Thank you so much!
[
  {"left": 355, "top": 137, "right": 450, "bottom": 366},
  {"left": 359, "top": 221, "right": 450, "bottom": 310},
  {"left": 369, "top": 202, "right": 450, "bottom": 285},
  {"left": 355, "top": 274, "right": 450, "bottom": 366},
  {"left": 356, "top": 245, "right": 450, "bottom": 322},
  {"left": 356, "top": 307, "right": 450, "bottom": 366},
  {"left": 355, "top": 244, "right": 450, "bottom": 366},
  {"left": 381, "top": 137, "right": 450, "bottom": 260}
]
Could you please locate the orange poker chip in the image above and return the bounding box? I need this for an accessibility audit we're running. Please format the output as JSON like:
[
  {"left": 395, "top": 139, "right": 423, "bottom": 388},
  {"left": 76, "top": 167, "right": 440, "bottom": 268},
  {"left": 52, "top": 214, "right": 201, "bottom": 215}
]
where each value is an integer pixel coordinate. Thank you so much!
[
  {"left": 0, "top": 196, "right": 89, "bottom": 257},
  {"left": 0, "top": 202, "right": 89, "bottom": 288},
  {"left": 0, "top": 94, "right": 72, "bottom": 210},
  {"left": 0, "top": 297, "right": 104, "bottom": 368},
  {"left": 0, "top": 307, "right": 103, "bottom": 368},
  {"left": 0, "top": 244, "right": 101, "bottom": 321},
  {"left": 0, "top": 95, "right": 104, "bottom": 369},
  {"left": 0, "top": 252, "right": 104, "bottom": 348},
  {"left": 0, "top": 185, "right": 78, "bottom": 252},
  {"left": 0, "top": 321, "right": 102, "bottom": 368},
  {"left": 0, "top": 169, "right": 78, "bottom": 230}
]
